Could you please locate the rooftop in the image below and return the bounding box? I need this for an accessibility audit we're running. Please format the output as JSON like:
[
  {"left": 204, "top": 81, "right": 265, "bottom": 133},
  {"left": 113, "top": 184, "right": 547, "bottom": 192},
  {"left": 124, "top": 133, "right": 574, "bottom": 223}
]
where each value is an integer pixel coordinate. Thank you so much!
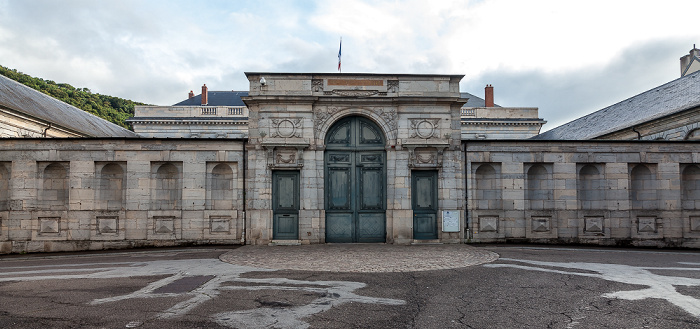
[
  {"left": 533, "top": 69, "right": 700, "bottom": 140},
  {"left": 0, "top": 75, "right": 138, "bottom": 137}
]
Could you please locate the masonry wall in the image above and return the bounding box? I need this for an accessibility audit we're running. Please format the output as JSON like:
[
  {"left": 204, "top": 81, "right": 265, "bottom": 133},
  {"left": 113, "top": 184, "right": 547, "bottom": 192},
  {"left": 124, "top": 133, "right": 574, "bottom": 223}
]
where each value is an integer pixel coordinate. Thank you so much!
[
  {"left": 466, "top": 141, "right": 700, "bottom": 248},
  {"left": 0, "top": 138, "right": 245, "bottom": 254}
]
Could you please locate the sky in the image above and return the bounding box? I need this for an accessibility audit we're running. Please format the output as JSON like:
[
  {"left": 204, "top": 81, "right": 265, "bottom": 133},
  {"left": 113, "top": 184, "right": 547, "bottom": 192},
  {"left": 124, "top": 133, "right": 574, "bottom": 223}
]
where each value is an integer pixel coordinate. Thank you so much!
[{"left": 0, "top": 0, "right": 699, "bottom": 131}]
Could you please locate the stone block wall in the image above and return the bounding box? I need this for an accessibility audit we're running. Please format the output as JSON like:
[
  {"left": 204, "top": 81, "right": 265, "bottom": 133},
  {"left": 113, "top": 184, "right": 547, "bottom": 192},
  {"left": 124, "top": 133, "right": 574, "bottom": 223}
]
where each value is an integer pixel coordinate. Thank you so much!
[
  {"left": 466, "top": 141, "right": 700, "bottom": 247},
  {"left": 0, "top": 138, "right": 245, "bottom": 254}
]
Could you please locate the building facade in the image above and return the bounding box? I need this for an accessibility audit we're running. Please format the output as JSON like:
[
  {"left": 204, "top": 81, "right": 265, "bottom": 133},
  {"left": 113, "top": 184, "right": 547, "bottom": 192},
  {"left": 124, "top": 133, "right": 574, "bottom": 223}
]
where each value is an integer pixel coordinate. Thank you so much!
[{"left": 1, "top": 50, "right": 699, "bottom": 253}]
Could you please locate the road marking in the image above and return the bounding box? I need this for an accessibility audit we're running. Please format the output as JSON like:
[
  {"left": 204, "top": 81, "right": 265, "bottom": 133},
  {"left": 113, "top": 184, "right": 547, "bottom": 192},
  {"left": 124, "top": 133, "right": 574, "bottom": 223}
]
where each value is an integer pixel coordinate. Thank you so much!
[
  {"left": 0, "top": 258, "right": 405, "bottom": 328},
  {"left": 486, "top": 258, "right": 700, "bottom": 318}
]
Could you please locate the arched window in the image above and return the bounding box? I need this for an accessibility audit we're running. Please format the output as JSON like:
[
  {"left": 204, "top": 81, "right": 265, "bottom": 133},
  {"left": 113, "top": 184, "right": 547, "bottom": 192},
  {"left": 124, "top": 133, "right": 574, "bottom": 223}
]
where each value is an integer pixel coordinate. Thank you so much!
[
  {"left": 207, "top": 163, "right": 234, "bottom": 210},
  {"left": 630, "top": 164, "right": 657, "bottom": 210},
  {"left": 578, "top": 164, "right": 605, "bottom": 210},
  {"left": 153, "top": 163, "right": 181, "bottom": 210},
  {"left": 474, "top": 164, "right": 501, "bottom": 209}
]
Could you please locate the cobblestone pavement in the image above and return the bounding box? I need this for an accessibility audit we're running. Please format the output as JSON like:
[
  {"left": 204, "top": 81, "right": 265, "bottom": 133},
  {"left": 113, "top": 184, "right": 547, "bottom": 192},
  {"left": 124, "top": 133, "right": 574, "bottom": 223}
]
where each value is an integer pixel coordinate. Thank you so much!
[{"left": 220, "top": 244, "right": 499, "bottom": 272}]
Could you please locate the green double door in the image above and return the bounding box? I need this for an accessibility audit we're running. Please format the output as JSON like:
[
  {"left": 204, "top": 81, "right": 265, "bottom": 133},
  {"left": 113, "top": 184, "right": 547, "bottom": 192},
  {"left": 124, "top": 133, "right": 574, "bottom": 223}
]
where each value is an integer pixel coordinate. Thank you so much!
[{"left": 325, "top": 117, "right": 386, "bottom": 243}]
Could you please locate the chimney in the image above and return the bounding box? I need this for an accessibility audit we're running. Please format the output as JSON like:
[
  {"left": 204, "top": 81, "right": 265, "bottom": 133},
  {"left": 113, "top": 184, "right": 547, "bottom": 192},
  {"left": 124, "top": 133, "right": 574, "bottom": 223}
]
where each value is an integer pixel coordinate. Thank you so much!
[
  {"left": 188, "top": 90, "right": 194, "bottom": 99},
  {"left": 681, "top": 44, "right": 700, "bottom": 77},
  {"left": 485, "top": 84, "right": 494, "bottom": 107},
  {"left": 201, "top": 84, "right": 208, "bottom": 105}
]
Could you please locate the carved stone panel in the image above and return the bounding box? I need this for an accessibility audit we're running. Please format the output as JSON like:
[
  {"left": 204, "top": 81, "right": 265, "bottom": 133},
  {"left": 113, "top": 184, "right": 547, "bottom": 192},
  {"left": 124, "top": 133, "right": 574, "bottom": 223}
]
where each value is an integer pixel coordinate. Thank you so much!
[
  {"left": 312, "top": 79, "right": 323, "bottom": 92},
  {"left": 407, "top": 147, "right": 444, "bottom": 168},
  {"left": 97, "top": 216, "right": 119, "bottom": 235},
  {"left": 410, "top": 119, "right": 440, "bottom": 139},
  {"left": 584, "top": 217, "right": 604, "bottom": 233},
  {"left": 39, "top": 217, "right": 60, "bottom": 234},
  {"left": 691, "top": 216, "right": 700, "bottom": 231},
  {"left": 479, "top": 216, "right": 498, "bottom": 232},
  {"left": 210, "top": 216, "right": 231, "bottom": 234},
  {"left": 387, "top": 80, "right": 399, "bottom": 93},
  {"left": 637, "top": 217, "right": 657, "bottom": 233},
  {"left": 270, "top": 118, "right": 302, "bottom": 138},
  {"left": 266, "top": 146, "right": 305, "bottom": 169},
  {"left": 154, "top": 216, "right": 175, "bottom": 235},
  {"left": 531, "top": 217, "right": 551, "bottom": 232}
]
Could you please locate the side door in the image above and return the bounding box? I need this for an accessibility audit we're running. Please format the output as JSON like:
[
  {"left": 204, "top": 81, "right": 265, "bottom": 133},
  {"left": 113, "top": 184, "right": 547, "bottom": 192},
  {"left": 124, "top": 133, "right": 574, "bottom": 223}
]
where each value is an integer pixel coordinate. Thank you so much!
[
  {"left": 412, "top": 170, "right": 438, "bottom": 240},
  {"left": 272, "top": 171, "right": 299, "bottom": 240}
]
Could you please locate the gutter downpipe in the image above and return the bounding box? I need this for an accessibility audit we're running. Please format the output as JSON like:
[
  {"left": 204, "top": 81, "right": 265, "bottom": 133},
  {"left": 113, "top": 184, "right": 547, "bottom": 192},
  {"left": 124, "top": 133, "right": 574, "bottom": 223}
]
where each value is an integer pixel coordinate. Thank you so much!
[
  {"left": 631, "top": 126, "right": 642, "bottom": 140},
  {"left": 42, "top": 123, "right": 52, "bottom": 137},
  {"left": 242, "top": 138, "right": 248, "bottom": 245},
  {"left": 464, "top": 141, "right": 471, "bottom": 242}
]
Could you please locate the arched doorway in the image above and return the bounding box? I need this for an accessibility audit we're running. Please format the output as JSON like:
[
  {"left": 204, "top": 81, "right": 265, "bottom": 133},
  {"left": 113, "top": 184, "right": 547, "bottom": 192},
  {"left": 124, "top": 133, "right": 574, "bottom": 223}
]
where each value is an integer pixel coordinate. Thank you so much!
[{"left": 325, "top": 116, "right": 386, "bottom": 243}]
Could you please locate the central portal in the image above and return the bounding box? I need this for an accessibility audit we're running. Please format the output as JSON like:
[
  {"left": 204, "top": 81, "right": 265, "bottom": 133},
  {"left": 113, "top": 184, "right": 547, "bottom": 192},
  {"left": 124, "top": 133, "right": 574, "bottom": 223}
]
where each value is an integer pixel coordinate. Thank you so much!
[{"left": 325, "top": 116, "right": 386, "bottom": 243}]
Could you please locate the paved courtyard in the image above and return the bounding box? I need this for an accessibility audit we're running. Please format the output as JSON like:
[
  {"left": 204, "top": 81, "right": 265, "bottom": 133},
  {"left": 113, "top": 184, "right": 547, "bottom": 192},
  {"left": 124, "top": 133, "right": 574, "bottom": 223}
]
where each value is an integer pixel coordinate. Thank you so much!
[
  {"left": 2, "top": 245, "right": 700, "bottom": 328},
  {"left": 220, "top": 244, "right": 499, "bottom": 272}
]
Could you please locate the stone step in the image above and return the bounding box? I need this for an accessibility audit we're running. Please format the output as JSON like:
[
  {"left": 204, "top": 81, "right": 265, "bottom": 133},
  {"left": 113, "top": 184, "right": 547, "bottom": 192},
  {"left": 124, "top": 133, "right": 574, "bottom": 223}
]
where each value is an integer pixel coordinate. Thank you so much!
[
  {"left": 269, "top": 240, "right": 302, "bottom": 246},
  {"left": 410, "top": 239, "right": 443, "bottom": 245}
]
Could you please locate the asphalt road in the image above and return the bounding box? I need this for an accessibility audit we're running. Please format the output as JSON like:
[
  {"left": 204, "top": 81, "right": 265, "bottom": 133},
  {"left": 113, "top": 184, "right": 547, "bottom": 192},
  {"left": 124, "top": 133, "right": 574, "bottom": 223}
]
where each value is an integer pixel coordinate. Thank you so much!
[{"left": 2, "top": 245, "right": 700, "bottom": 328}]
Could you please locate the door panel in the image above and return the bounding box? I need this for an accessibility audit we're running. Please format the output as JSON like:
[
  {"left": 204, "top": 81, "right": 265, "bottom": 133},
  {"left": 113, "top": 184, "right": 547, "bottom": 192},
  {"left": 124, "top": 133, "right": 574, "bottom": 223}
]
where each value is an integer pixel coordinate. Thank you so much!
[
  {"left": 326, "top": 213, "right": 353, "bottom": 242},
  {"left": 327, "top": 167, "right": 351, "bottom": 210},
  {"left": 325, "top": 117, "right": 386, "bottom": 243},
  {"left": 413, "top": 170, "right": 438, "bottom": 240},
  {"left": 357, "top": 213, "right": 386, "bottom": 242},
  {"left": 273, "top": 171, "right": 299, "bottom": 240},
  {"left": 359, "top": 166, "right": 383, "bottom": 210}
]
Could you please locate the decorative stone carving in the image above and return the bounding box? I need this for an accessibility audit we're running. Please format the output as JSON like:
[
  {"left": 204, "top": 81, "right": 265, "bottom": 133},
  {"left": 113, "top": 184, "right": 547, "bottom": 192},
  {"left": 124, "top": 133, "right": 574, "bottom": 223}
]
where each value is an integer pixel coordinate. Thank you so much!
[
  {"left": 154, "top": 216, "right": 175, "bottom": 234},
  {"left": 407, "top": 147, "right": 445, "bottom": 168},
  {"left": 410, "top": 119, "right": 440, "bottom": 139},
  {"left": 265, "top": 146, "right": 306, "bottom": 169},
  {"left": 531, "top": 217, "right": 551, "bottom": 232},
  {"left": 270, "top": 118, "right": 302, "bottom": 138},
  {"left": 387, "top": 80, "right": 399, "bottom": 93},
  {"left": 313, "top": 107, "right": 343, "bottom": 140},
  {"left": 312, "top": 79, "right": 323, "bottom": 92},
  {"left": 97, "top": 216, "right": 118, "bottom": 235},
  {"left": 372, "top": 107, "right": 397, "bottom": 138},
  {"left": 479, "top": 216, "right": 498, "bottom": 232},
  {"left": 328, "top": 90, "right": 379, "bottom": 97},
  {"left": 637, "top": 217, "right": 657, "bottom": 233},
  {"left": 584, "top": 217, "right": 604, "bottom": 233},
  {"left": 210, "top": 216, "right": 231, "bottom": 233},
  {"left": 39, "top": 217, "right": 60, "bottom": 234}
]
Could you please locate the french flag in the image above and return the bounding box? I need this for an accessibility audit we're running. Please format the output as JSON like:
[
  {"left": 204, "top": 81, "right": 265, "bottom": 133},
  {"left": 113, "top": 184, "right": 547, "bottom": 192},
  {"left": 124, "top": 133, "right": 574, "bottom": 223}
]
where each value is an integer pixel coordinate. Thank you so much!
[{"left": 338, "top": 37, "right": 342, "bottom": 72}]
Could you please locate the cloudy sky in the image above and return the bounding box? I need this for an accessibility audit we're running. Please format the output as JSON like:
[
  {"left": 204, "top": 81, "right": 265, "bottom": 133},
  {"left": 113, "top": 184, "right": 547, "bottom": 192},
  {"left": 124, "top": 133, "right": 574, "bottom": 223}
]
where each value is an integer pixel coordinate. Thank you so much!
[{"left": 0, "top": 0, "right": 699, "bottom": 130}]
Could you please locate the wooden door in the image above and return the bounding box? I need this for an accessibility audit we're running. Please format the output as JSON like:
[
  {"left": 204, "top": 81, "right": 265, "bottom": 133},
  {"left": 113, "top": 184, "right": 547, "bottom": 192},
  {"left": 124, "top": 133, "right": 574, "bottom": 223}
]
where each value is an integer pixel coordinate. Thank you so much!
[
  {"left": 412, "top": 170, "right": 438, "bottom": 239},
  {"left": 325, "top": 117, "right": 386, "bottom": 243},
  {"left": 273, "top": 171, "right": 299, "bottom": 240}
]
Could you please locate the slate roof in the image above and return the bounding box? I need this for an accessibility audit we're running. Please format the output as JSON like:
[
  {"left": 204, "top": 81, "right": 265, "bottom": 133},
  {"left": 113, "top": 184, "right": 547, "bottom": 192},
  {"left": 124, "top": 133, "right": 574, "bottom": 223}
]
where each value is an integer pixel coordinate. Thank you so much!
[
  {"left": 0, "top": 74, "right": 138, "bottom": 137},
  {"left": 173, "top": 91, "right": 248, "bottom": 106},
  {"left": 533, "top": 70, "right": 700, "bottom": 140},
  {"left": 460, "top": 92, "right": 500, "bottom": 107}
]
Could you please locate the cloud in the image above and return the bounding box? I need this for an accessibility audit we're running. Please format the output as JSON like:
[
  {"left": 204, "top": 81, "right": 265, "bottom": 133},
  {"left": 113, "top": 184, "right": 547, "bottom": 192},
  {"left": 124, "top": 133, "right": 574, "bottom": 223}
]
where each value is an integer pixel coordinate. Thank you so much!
[
  {"left": 463, "top": 40, "right": 687, "bottom": 131},
  {"left": 0, "top": 0, "right": 698, "bottom": 114}
]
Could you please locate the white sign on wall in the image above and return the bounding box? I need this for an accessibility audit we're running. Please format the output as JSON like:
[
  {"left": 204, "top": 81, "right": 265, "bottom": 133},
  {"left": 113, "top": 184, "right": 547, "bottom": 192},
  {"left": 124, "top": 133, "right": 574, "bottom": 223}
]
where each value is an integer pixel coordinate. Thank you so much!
[{"left": 442, "top": 210, "right": 460, "bottom": 232}]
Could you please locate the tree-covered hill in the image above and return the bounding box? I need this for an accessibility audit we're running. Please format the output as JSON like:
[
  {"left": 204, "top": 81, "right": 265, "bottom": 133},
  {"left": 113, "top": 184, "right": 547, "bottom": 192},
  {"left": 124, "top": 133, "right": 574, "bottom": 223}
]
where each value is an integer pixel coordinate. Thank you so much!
[{"left": 0, "top": 65, "right": 148, "bottom": 130}]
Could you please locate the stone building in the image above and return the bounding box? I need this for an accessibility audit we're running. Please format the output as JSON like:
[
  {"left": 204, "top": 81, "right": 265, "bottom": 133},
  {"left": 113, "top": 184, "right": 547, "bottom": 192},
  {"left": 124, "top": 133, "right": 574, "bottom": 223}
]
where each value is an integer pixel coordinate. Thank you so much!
[{"left": 0, "top": 48, "right": 699, "bottom": 253}]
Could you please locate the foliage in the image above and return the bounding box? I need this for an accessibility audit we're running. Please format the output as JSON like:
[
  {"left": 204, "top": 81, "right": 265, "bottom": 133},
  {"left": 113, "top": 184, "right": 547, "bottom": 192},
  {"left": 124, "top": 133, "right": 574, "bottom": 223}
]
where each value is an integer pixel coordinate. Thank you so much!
[{"left": 0, "top": 65, "right": 149, "bottom": 130}]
